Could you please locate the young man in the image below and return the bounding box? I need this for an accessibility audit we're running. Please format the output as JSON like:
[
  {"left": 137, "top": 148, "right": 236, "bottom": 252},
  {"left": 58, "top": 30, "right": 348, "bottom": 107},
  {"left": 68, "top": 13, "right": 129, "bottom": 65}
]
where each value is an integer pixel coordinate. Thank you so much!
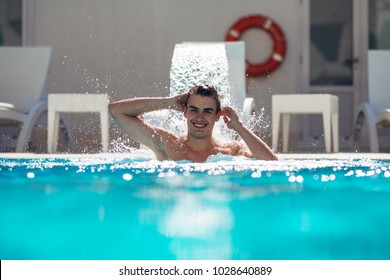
[{"left": 109, "top": 85, "right": 277, "bottom": 162}]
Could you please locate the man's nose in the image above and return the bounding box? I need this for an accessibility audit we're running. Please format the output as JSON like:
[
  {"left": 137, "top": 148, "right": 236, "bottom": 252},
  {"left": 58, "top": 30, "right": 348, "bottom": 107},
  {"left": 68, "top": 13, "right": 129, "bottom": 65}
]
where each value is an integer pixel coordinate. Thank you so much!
[{"left": 195, "top": 112, "right": 206, "bottom": 119}]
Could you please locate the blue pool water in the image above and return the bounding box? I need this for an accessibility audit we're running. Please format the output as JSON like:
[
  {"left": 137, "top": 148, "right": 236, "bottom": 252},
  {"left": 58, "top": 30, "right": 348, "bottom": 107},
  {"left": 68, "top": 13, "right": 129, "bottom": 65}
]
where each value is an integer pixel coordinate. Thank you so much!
[{"left": 0, "top": 153, "right": 390, "bottom": 260}]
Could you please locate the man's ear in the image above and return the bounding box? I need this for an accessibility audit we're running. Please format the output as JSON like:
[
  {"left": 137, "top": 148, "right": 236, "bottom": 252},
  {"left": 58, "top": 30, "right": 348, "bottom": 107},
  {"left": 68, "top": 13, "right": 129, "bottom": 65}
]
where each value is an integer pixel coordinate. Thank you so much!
[{"left": 216, "top": 111, "right": 222, "bottom": 121}]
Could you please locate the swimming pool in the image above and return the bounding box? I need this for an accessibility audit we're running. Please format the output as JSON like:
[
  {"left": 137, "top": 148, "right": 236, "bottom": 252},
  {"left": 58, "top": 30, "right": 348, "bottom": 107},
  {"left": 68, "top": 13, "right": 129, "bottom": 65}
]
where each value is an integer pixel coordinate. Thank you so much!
[{"left": 1, "top": 153, "right": 389, "bottom": 260}]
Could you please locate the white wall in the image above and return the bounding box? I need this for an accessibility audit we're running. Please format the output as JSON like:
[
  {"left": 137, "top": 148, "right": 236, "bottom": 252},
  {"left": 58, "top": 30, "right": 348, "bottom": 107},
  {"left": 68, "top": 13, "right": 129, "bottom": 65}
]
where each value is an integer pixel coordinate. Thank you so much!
[{"left": 33, "top": 0, "right": 302, "bottom": 150}]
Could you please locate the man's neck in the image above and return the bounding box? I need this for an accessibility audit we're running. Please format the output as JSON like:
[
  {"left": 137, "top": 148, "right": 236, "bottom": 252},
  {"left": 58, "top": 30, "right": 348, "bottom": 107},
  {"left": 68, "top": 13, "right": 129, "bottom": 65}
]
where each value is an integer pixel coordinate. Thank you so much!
[{"left": 184, "top": 135, "right": 217, "bottom": 152}]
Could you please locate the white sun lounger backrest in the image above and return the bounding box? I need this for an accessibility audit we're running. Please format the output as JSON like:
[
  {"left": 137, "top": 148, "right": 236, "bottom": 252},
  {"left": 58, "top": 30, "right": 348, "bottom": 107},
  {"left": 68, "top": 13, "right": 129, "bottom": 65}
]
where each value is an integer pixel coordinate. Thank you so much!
[
  {"left": 224, "top": 41, "right": 247, "bottom": 110},
  {"left": 368, "top": 50, "right": 390, "bottom": 113},
  {"left": 0, "top": 46, "right": 52, "bottom": 113}
]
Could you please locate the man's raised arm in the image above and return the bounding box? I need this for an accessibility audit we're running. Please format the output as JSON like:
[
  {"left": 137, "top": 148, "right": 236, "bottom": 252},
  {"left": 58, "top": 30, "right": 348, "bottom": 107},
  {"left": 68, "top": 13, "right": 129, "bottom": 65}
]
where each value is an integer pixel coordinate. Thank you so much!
[
  {"left": 108, "top": 95, "right": 186, "bottom": 150},
  {"left": 221, "top": 106, "right": 278, "bottom": 160}
]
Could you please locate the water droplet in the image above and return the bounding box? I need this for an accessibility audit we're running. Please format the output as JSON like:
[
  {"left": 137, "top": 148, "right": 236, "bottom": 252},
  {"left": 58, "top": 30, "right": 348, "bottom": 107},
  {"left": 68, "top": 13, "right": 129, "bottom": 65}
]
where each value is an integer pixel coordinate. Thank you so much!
[
  {"left": 321, "top": 175, "right": 329, "bottom": 182},
  {"left": 122, "top": 173, "right": 133, "bottom": 181},
  {"left": 296, "top": 175, "right": 304, "bottom": 183}
]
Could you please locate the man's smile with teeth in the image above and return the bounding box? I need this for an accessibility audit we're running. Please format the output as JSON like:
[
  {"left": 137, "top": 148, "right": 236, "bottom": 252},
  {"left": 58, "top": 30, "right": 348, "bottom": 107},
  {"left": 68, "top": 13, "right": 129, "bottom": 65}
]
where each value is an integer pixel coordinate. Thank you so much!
[{"left": 193, "top": 122, "right": 207, "bottom": 128}]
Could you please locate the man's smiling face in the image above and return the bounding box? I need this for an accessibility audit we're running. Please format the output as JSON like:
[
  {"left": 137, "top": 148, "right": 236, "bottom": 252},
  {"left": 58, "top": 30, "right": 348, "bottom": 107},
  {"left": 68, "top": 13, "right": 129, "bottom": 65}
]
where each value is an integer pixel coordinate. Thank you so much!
[{"left": 184, "top": 94, "right": 220, "bottom": 139}]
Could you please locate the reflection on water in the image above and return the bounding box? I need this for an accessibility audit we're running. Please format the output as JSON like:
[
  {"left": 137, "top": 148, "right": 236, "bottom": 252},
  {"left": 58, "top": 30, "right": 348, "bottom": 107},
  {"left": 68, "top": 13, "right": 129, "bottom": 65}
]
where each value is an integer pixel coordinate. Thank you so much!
[{"left": 160, "top": 194, "right": 233, "bottom": 259}]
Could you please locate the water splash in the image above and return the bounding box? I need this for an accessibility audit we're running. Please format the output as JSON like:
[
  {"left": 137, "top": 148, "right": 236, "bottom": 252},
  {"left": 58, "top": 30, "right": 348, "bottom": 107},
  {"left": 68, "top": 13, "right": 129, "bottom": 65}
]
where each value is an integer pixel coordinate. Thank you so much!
[
  {"left": 144, "top": 43, "right": 234, "bottom": 140},
  {"left": 249, "top": 107, "right": 271, "bottom": 140},
  {"left": 170, "top": 43, "right": 230, "bottom": 103}
]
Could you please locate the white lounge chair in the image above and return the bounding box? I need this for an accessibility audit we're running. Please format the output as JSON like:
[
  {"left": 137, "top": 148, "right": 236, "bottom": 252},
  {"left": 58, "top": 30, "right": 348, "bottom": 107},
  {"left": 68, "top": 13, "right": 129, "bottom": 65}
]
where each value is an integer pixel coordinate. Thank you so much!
[
  {"left": 0, "top": 46, "right": 52, "bottom": 152},
  {"left": 353, "top": 50, "right": 390, "bottom": 152},
  {"left": 272, "top": 94, "right": 339, "bottom": 153}
]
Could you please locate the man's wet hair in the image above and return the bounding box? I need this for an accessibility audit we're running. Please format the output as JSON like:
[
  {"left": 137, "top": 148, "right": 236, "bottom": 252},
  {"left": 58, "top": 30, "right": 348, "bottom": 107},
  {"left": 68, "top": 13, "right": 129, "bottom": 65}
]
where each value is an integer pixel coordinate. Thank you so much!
[{"left": 185, "top": 85, "right": 222, "bottom": 113}]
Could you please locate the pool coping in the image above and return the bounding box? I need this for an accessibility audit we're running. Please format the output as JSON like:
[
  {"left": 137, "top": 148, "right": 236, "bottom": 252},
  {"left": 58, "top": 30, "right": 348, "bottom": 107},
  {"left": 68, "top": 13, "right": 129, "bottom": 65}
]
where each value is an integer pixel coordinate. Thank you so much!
[{"left": 1, "top": 152, "right": 390, "bottom": 160}]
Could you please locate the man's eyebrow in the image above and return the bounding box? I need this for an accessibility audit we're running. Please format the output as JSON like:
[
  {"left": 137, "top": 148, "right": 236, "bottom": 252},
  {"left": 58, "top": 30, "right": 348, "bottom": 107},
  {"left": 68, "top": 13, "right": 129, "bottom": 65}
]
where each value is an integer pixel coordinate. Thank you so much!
[{"left": 188, "top": 105, "right": 215, "bottom": 112}]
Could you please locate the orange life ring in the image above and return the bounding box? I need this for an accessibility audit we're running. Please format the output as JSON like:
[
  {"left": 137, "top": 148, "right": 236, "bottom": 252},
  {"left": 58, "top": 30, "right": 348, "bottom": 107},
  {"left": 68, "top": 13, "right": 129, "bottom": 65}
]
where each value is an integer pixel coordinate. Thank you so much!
[{"left": 225, "top": 14, "right": 287, "bottom": 77}]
